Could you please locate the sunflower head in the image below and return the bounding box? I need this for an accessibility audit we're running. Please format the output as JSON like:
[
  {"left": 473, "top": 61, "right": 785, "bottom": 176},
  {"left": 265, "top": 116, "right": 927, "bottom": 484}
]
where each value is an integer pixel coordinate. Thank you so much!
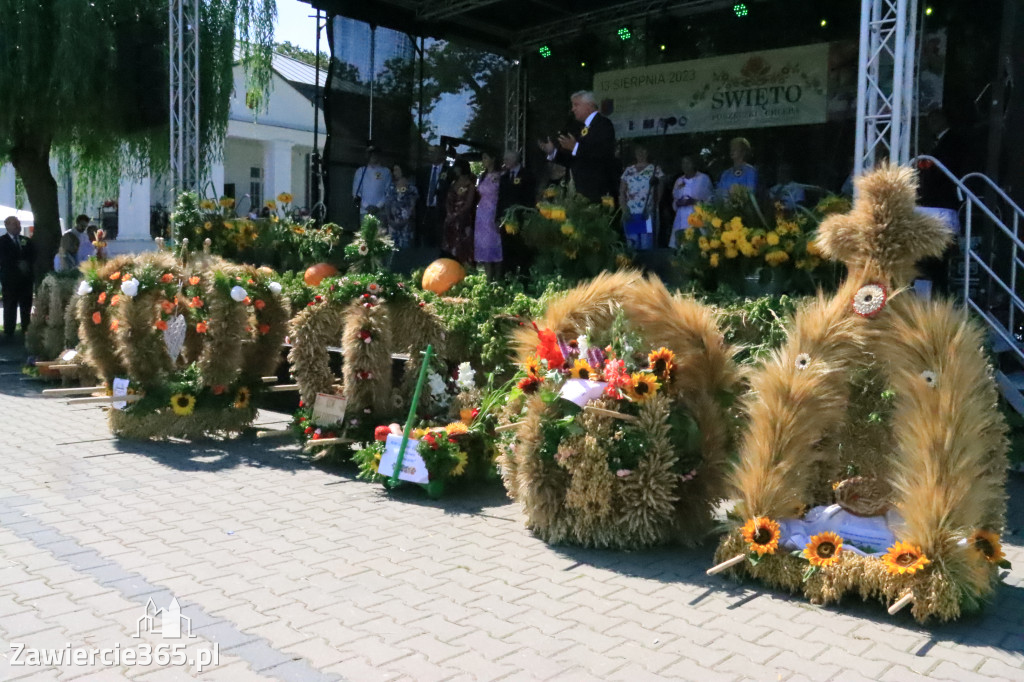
[
  {"left": 882, "top": 541, "right": 931, "bottom": 575},
  {"left": 524, "top": 355, "right": 541, "bottom": 378},
  {"left": 741, "top": 517, "right": 781, "bottom": 556},
  {"left": 517, "top": 375, "right": 541, "bottom": 394},
  {"left": 969, "top": 529, "right": 1005, "bottom": 564},
  {"left": 648, "top": 347, "right": 676, "bottom": 379},
  {"left": 445, "top": 421, "right": 469, "bottom": 437},
  {"left": 569, "top": 358, "right": 597, "bottom": 381},
  {"left": 451, "top": 450, "right": 469, "bottom": 477},
  {"left": 804, "top": 531, "right": 843, "bottom": 567},
  {"left": 626, "top": 372, "right": 660, "bottom": 403},
  {"left": 234, "top": 387, "right": 252, "bottom": 409},
  {"left": 170, "top": 393, "right": 196, "bottom": 416}
]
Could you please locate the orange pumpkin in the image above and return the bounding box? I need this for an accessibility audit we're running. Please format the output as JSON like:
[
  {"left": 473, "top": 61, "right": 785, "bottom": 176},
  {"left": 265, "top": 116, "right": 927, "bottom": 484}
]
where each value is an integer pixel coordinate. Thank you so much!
[
  {"left": 422, "top": 258, "right": 465, "bottom": 294},
  {"left": 304, "top": 263, "right": 339, "bottom": 287}
]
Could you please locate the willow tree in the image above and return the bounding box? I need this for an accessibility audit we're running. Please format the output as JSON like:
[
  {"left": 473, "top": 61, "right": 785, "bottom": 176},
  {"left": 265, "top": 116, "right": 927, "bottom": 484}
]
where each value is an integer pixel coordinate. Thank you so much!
[{"left": 0, "top": 0, "right": 276, "bottom": 279}]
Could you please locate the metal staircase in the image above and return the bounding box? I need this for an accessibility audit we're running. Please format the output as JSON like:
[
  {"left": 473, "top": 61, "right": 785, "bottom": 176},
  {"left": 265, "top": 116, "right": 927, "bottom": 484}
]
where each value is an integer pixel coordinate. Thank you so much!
[{"left": 913, "top": 155, "right": 1024, "bottom": 414}]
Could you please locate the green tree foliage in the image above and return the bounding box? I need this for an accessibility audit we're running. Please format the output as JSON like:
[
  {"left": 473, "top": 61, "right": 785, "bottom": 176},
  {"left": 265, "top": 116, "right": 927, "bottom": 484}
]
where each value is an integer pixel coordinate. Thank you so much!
[{"left": 0, "top": 1, "right": 276, "bottom": 279}]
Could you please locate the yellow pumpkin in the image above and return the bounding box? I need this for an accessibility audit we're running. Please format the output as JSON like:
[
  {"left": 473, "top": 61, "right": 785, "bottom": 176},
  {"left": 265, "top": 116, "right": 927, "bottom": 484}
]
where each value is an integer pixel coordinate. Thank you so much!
[
  {"left": 304, "top": 262, "right": 339, "bottom": 287},
  {"left": 422, "top": 258, "right": 465, "bottom": 295}
]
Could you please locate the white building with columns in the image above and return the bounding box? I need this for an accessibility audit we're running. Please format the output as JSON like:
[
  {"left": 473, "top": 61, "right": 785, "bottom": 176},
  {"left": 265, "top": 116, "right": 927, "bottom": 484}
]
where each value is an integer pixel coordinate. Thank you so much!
[{"left": 0, "top": 53, "right": 325, "bottom": 255}]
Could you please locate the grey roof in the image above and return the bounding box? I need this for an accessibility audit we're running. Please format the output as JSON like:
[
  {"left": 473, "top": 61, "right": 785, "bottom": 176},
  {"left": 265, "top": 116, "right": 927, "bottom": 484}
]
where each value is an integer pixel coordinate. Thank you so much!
[{"left": 271, "top": 52, "right": 327, "bottom": 88}]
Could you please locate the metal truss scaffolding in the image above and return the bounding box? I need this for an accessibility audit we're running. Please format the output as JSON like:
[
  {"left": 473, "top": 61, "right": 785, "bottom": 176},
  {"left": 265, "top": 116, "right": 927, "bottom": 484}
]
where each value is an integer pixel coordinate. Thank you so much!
[
  {"left": 854, "top": 0, "right": 918, "bottom": 176},
  {"left": 504, "top": 58, "right": 527, "bottom": 156},
  {"left": 169, "top": 0, "right": 201, "bottom": 199}
]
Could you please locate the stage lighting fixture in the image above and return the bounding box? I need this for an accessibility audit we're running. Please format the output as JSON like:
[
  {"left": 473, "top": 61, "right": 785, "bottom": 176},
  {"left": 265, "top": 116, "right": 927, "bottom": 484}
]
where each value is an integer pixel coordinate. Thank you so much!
[
  {"left": 539, "top": 45, "right": 552, "bottom": 58},
  {"left": 617, "top": 26, "right": 632, "bottom": 40},
  {"left": 580, "top": 61, "right": 587, "bottom": 67},
  {"left": 820, "top": 18, "right": 827, "bottom": 27},
  {"left": 925, "top": 6, "right": 933, "bottom": 15},
  {"left": 733, "top": 3, "right": 748, "bottom": 17},
  {"left": 659, "top": 44, "right": 666, "bottom": 51}
]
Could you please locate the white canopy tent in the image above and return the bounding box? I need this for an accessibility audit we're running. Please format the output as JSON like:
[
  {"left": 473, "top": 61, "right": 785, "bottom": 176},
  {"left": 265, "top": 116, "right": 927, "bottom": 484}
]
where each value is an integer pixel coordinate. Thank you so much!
[{"left": 0, "top": 205, "right": 65, "bottom": 231}]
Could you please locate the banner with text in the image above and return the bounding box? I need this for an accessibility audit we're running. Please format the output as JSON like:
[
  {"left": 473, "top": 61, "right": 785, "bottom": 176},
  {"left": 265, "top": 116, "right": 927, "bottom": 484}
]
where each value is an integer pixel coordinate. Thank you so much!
[{"left": 594, "top": 43, "right": 829, "bottom": 139}]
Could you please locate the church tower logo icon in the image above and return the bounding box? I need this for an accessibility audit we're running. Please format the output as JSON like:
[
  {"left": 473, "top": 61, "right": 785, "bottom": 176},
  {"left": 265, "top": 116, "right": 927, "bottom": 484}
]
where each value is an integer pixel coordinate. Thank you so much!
[{"left": 134, "top": 597, "right": 194, "bottom": 639}]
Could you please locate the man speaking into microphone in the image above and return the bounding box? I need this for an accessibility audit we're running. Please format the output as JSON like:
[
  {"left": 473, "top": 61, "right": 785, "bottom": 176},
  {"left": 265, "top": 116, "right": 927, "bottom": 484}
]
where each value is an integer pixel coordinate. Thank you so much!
[{"left": 538, "top": 91, "right": 618, "bottom": 203}]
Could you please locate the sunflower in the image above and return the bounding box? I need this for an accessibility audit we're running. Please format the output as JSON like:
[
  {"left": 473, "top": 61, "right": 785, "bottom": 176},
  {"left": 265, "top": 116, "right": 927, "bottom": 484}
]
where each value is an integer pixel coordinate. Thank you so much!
[
  {"left": 968, "top": 529, "right": 1005, "bottom": 564},
  {"left": 234, "top": 387, "right": 251, "bottom": 409},
  {"left": 523, "top": 355, "right": 541, "bottom": 377},
  {"left": 648, "top": 347, "right": 676, "bottom": 379},
  {"left": 882, "top": 541, "right": 931, "bottom": 575},
  {"left": 170, "top": 393, "right": 196, "bottom": 416},
  {"left": 626, "top": 372, "right": 660, "bottom": 403},
  {"left": 741, "top": 517, "right": 781, "bottom": 556},
  {"left": 451, "top": 450, "right": 469, "bottom": 477},
  {"left": 517, "top": 375, "right": 541, "bottom": 394},
  {"left": 445, "top": 421, "right": 469, "bottom": 436},
  {"left": 568, "top": 359, "right": 597, "bottom": 381},
  {"left": 804, "top": 531, "right": 843, "bottom": 567}
]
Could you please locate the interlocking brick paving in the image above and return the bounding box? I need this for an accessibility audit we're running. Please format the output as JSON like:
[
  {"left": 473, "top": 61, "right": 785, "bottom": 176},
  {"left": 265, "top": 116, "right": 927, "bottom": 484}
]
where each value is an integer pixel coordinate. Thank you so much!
[{"left": 0, "top": 346, "right": 1021, "bottom": 681}]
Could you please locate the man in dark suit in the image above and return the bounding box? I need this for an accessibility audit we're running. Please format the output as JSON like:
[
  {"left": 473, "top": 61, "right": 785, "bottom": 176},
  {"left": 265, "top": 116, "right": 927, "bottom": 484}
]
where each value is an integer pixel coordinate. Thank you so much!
[
  {"left": 0, "top": 216, "right": 35, "bottom": 340},
  {"left": 416, "top": 145, "right": 452, "bottom": 248},
  {"left": 497, "top": 150, "right": 536, "bottom": 275},
  {"left": 538, "top": 90, "right": 617, "bottom": 203}
]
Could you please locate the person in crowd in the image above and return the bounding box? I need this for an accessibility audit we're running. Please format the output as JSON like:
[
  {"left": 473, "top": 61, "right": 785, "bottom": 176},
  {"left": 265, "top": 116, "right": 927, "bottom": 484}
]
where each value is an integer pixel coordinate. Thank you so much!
[
  {"left": 918, "top": 109, "right": 969, "bottom": 209},
  {"left": 474, "top": 151, "right": 503, "bottom": 280},
  {"left": 382, "top": 163, "right": 419, "bottom": 250},
  {"left": 497, "top": 150, "right": 535, "bottom": 275},
  {"left": 352, "top": 146, "right": 392, "bottom": 218},
  {"left": 538, "top": 90, "right": 617, "bottom": 203},
  {"left": 442, "top": 158, "right": 476, "bottom": 265},
  {"left": 619, "top": 143, "right": 664, "bottom": 251},
  {"left": 416, "top": 145, "right": 451, "bottom": 248},
  {"left": 669, "top": 155, "right": 713, "bottom": 247},
  {"left": 717, "top": 137, "right": 757, "bottom": 197},
  {"left": 0, "top": 216, "right": 35, "bottom": 340},
  {"left": 63, "top": 214, "right": 95, "bottom": 266},
  {"left": 768, "top": 163, "right": 806, "bottom": 210}
]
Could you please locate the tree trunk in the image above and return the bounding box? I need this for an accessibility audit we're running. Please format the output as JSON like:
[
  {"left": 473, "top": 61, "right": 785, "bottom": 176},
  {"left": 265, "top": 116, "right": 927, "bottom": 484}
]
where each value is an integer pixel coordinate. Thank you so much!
[{"left": 9, "top": 134, "right": 60, "bottom": 286}]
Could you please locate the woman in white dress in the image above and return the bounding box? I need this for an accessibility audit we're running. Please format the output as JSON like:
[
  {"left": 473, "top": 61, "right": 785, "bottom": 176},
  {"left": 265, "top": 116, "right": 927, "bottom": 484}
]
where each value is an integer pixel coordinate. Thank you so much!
[{"left": 670, "top": 155, "right": 713, "bottom": 247}]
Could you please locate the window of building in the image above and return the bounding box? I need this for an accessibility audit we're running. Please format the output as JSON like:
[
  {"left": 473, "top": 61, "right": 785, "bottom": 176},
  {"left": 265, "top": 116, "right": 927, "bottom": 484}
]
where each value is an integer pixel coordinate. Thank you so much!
[{"left": 249, "top": 167, "right": 263, "bottom": 211}]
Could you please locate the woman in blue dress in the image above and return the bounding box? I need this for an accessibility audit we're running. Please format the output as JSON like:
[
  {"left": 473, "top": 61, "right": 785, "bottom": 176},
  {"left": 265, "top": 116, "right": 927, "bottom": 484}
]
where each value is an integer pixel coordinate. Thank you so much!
[
  {"left": 717, "top": 137, "right": 758, "bottom": 198},
  {"left": 382, "top": 163, "right": 419, "bottom": 249}
]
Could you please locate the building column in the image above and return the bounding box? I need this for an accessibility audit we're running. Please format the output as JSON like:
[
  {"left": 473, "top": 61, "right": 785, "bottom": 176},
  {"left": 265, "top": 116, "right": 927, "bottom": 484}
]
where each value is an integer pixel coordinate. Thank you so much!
[
  {"left": 207, "top": 158, "right": 225, "bottom": 201},
  {"left": 0, "top": 164, "right": 16, "bottom": 208},
  {"left": 263, "top": 140, "right": 293, "bottom": 206},
  {"left": 108, "top": 176, "right": 154, "bottom": 255}
]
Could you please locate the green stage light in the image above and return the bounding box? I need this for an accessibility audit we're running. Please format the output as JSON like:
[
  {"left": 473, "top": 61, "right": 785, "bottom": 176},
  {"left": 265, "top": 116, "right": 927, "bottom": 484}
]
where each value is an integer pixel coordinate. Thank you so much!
[
  {"left": 925, "top": 6, "right": 933, "bottom": 15},
  {"left": 820, "top": 18, "right": 827, "bottom": 27},
  {"left": 659, "top": 44, "right": 666, "bottom": 51},
  {"left": 617, "top": 26, "right": 632, "bottom": 40},
  {"left": 733, "top": 3, "right": 748, "bottom": 17},
  {"left": 539, "top": 45, "right": 551, "bottom": 58},
  {"left": 580, "top": 61, "right": 587, "bottom": 67}
]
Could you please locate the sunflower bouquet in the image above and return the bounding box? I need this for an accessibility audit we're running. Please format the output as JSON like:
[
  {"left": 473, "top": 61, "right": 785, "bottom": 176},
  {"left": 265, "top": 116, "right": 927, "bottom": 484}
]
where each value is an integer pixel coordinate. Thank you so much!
[{"left": 676, "top": 188, "right": 845, "bottom": 295}]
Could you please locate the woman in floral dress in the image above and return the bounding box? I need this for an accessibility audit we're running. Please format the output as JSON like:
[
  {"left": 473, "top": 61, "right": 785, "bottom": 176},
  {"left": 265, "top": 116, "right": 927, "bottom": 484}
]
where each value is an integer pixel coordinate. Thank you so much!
[
  {"left": 382, "top": 163, "right": 419, "bottom": 249},
  {"left": 473, "top": 151, "right": 503, "bottom": 280},
  {"left": 619, "top": 143, "right": 664, "bottom": 250}
]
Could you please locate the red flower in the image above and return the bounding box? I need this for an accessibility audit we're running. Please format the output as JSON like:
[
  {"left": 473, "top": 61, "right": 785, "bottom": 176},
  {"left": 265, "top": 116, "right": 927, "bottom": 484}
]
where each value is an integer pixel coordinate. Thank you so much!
[
  {"left": 374, "top": 425, "right": 391, "bottom": 441},
  {"left": 110, "top": 320, "right": 119, "bottom": 332},
  {"left": 304, "top": 426, "right": 314, "bottom": 435},
  {"left": 517, "top": 375, "right": 541, "bottom": 394},
  {"left": 532, "top": 323, "right": 564, "bottom": 369},
  {"left": 160, "top": 273, "right": 175, "bottom": 283},
  {"left": 298, "top": 400, "right": 305, "bottom": 408},
  {"left": 196, "top": 321, "right": 208, "bottom": 333},
  {"left": 212, "top": 385, "right": 226, "bottom": 395},
  {"left": 98, "top": 292, "right": 107, "bottom": 304},
  {"left": 471, "top": 408, "right": 480, "bottom": 418},
  {"left": 188, "top": 276, "right": 201, "bottom": 286},
  {"left": 190, "top": 296, "right": 203, "bottom": 308},
  {"left": 91, "top": 311, "right": 102, "bottom": 325},
  {"left": 312, "top": 432, "right": 321, "bottom": 440},
  {"left": 109, "top": 272, "right": 121, "bottom": 281},
  {"left": 243, "top": 297, "right": 251, "bottom": 306},
  {"left": 254, "top": 299, "right": 266, "bottom": 311},
  {"left": 423, "top": 433, "right": 439, "bottom": 449},
  {"left": 155, "top": 319, "right": 168, "bottom": 331},
  {"left": 258, "top": 323, "right": 271, "bottom": 335},
  {"left": 314, "top": 295, "right": 323, "bottom": 303},
  {"left": 111, "top": 295, "right": 120, "bottom": 307}
]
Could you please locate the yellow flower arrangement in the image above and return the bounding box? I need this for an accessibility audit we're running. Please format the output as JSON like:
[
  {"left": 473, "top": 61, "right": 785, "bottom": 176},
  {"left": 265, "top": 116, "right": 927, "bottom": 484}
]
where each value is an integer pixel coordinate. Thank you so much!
[
  {"left": 451, "top": 450, "right": 468, "bottom": 476},
  {"left": 265, "top": 200, "right": 277, "bottom": 210},
  {"left": 219, "top": 196, "right": 235, "bottom": 208},
  {"left": 276, "top": 192, "right": 294, "bottom": 204},
  {"left": 170, "top": 393, "right": 196, "bottom": 416},
  {"left": 882, "top": 541, "right": 931, "bottom": 575},
  {"left": 709, "top": 253, "right": 720, "bottom": 267},
  {"left": 626, "top": 372, "right": 659, "bottom": 402},
  {"left": 741, "top": 517, "right": 781, "bottom": 556},
  {"left": 524, "top": 355, "right": 542, "bottom": 377},
  {"left": 648, "top": 347, "right": 675, "bottom": 379},
  {"left": 561, "top": 222, "right": 576, "bottom": 236},
  {"left": 804, "top": 531, "right": 843, "bottom": 567},
  {"left": 698, "top": 236, "right": 710, "bottom": 252},
  {"left": 725, "top": 247, "right": 739, "bottom": 259},
  {"left": 968, "top": 529, "right": 1005, "bottom": 564},
  {"left": 445, "top": 421, "right": 469, "bottom": 436},
  {"left": 234, "top": 387, "right": 251, "bottom": 409},
  {"left": 765, "top": 250, "right": 790, "bottom": 267},
  {"left": 199, "top": 199, "right": 217, "bottom": 211},
  {"left": 601, "top": 195, "right": 615, "bottom": 208},
  {"left": 504, "top": 221, "right": 518, "bottom": 235},
  {"left": 711, "top": 217, "right": 723, "bottom": 229}
]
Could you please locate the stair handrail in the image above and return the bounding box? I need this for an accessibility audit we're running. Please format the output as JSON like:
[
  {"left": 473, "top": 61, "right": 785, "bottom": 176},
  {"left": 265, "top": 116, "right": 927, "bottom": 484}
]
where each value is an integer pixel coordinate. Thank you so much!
[{"left": 960, "top": 171, "right": 1024, "bottom": 227}]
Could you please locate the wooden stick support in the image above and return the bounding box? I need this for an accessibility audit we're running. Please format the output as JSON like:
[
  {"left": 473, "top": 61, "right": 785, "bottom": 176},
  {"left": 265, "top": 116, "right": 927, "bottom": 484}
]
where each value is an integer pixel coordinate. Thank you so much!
[
  {"left": 267, "top": 383, "right": 299, "bottom": 392},
  {"left": 706, "top": 554, "right": 747, "bottom": 576},
  {"left": 494, "top": 422, "right": 521, "bottom": 433},
  {"left": 302, "top": 437, "right": 352, "bottom": 452},
  {"left": 66, "top": 393, "right": 144, "bottom": 406},
  {"left": 261, "top": 376, "right": 278, "bottom": 383},
  {"left": 583, "top": 405, "right": 639, "bottom": 423},
  {"left": 888, "top": 591, "right": 914, "bottom": 615},
  {"left": 48, "top": 364, "right": 79, "bottom": 371},
  {"left": 256, "top": 429, "right": 293, "bottom": 438},
  {"left": 35, "top": 360, "right": 61, "bottom": 368},
  {"left": 43, "top": 386, "right": 107, "bottom": 397}
]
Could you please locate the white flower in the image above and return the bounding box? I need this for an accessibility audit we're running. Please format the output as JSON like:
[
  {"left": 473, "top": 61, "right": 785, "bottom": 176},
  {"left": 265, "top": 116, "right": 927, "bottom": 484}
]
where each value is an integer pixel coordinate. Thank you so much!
[
  {"left": 577, "top": 334, "right": 590, "bottom": 353},
  {"left": 852, "top": 283, "right": 887, "bottom": 317},
  {"left": 795, "top": 353, "right": 811, "bottom": 370},
  {"left": 427, "top": 372, "right": 447, "bottom": 397},
  {"left": 455, "top": 361, "right": 476, "bottom": 391},
  {"left": 268, "top": 281, "right": 282, "bottom": 295},
  {"left": 230, "top": 286, "right": 248, "bottom": 302},
  {"left": 616, "top": 469, "right": 632, "bottom": 478},
  {"left": 120, "top": 278, "right": 140, "bottom": 298},
  {"left": 358, "top": 243, "right": 369, "bottom": 256},
  {"left": 77, "top": 281, "right": 93, "bottom": 296},
  {"left": 921, "top": 370, "right": 937, "bottom": 387}
]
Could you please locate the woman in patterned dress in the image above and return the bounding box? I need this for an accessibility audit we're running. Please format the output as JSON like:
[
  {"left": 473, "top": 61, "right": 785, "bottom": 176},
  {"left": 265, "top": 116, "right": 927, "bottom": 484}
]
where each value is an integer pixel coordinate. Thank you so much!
[
  {"left": 382, "top": 163, "right": 419, "bottom": 250},
  {"left": 473, "top": 151, "right": 503, "bottom": 280},
  {"left": 619, "top": 143, "right": 664, "bottom": 251}
]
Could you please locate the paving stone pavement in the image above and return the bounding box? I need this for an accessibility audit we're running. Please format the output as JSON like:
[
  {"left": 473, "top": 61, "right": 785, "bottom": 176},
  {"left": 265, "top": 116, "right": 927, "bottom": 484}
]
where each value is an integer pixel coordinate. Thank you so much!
[{"left": 0, "top": 349, "right": 1022, "bottom": 681}]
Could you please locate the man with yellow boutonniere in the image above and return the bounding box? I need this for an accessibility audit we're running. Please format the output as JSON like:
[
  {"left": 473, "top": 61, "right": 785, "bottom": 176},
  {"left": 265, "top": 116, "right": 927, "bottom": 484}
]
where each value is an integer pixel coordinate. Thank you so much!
[
  {"left": 538, "top": 90, "right": 617, "bottom": 203},
  {"left": 352, "top": 146, "right": 392, "bottom": 218},
  {"left": 497, "top": 149, "right": 535, "bottom": 275},
  {"left": 0, "top": 216, "right": 35, "bottom": 341}
]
